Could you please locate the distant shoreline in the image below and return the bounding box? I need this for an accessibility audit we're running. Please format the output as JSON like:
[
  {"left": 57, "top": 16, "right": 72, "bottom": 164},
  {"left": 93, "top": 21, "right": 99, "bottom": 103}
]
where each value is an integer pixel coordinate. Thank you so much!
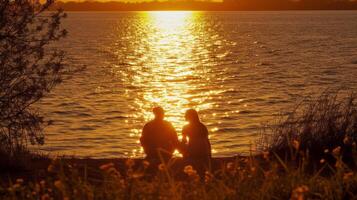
[
  {"left": 53, "top": 1, "right": 357, "bottom": 11},
  {"left": 59, "top": 9, "right": 357, "bottom": 11}
]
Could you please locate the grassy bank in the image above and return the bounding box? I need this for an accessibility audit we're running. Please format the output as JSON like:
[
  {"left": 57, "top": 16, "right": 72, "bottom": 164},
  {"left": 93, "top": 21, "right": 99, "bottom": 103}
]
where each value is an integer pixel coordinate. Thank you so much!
[{"left": 0, "top": 152, "right": 357, "bottom": 200}]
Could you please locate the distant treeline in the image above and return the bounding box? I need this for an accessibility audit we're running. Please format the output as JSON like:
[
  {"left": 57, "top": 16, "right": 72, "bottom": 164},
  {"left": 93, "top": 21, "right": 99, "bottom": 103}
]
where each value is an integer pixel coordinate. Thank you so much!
[{"left": 54, "top": 0, "right": 357, "bottom": 11}]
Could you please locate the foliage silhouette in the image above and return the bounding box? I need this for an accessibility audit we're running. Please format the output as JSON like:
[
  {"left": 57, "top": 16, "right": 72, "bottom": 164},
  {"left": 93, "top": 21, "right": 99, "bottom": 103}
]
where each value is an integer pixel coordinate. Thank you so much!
[{"left": 0, "top": 0, "right": 67, "bottom": 156}]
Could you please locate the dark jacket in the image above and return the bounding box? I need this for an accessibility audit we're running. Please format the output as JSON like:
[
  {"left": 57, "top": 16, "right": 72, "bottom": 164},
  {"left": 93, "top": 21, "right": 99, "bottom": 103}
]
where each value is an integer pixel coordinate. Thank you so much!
[
  {"left": 140, "top": 119, "right": 178, "bottom": 160},
  {"left": 182, "top": 122, "right": 211, "bottom": 159}
]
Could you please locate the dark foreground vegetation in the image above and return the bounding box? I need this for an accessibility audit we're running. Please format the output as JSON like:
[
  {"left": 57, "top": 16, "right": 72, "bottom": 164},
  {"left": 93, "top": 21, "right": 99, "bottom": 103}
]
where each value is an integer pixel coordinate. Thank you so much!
[
  {"left": 0, "top": 0, "right": 67, "bottom": 158},
  {"left": 3, "top": 154, "right": 357, "bottom": 200},
  {"left": 262, "top": 92, "right": 357, "bottom": 171}
]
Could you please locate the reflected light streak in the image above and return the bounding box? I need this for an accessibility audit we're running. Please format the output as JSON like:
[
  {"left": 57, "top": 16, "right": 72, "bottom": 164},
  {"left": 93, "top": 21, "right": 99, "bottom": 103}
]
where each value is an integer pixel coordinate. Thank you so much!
[{"left": 127, "top": 11, "right": 216, "bottom": 157}]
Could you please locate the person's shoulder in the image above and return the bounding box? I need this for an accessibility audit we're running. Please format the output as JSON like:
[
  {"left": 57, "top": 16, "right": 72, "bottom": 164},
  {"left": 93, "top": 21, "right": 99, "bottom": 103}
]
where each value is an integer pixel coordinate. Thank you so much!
[
  {"left": 163, "top": 120, "right": 174, "bottom": 126},
  {"left": 143, "top": 120, "right": 155, "bottom": 128},
  {"left": 199, "top": 122, "right": 209, "bottom": 131},
  {"left": 182, "top": 124, "right": 190, "bottom": 133},
  {"left": 183, "top": 124, "right": 190, "bottom": 129}
]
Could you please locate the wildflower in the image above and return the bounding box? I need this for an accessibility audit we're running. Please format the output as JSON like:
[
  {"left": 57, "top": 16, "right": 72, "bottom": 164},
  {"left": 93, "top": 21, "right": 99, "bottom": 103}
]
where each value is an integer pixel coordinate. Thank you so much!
[
  {"left": 343, "top": 135, "right": 351, "bottom": 145},
  {"left": 54, "top": 180, "right": 63, "bottom": 190},
  {"left": 297, "top": 185, "right": 309, "bottom": 193},
  {"left": 142, "top": 160, "right": 150, "bottom": 168},
  {"left": 262, "top": 151, "right": 269, "bottom": 160},
  {"left": 131, "top": 172, "right": 144, "bottom": 179},
  {"left": 335, "top": 160, "right": 343, "bottom": 168},
  {"left": 205, "top": 171, "right": 213, "bottom": 183},
  {"left": 292, "top": 140, "right": 300, "bottom": 150},
  {"left": 99, "top": 162, "right": 114, "bottom": 171},
  {"left": 250, "top": 167, "right": 256, "bottom": 173},
  {"left": 40, "top": 180, "right": 46, "bottom": 188},
  {"left": 183, "top": 165, "right": 197, "bottom": 177},
  {"left": 16, "top": 178, "right": 24, "bottom": 184},
  {"left": 263, "top": 170, "right": 273, "bottom": 178},
  {"left": 343, "top": 172, "right": 354, "bottom": 181},
  {"left": 291, "top": 185, "right": 309, "bottom": 200},
  {"left": 47, "top": 164, "right": 54, "bottom": 172},
  {"left": 158, "top": 163, "right": 165, "bottom": 171},
  {"left": 119, "top": 179, "right": 125, "bottom": 187},
  {"left": 107, "top": 167, "right": 121, "bottom": 178},
  {"left": 41, "top": 194, "right": 50, "bottom": 200},
  {"left": 125, "top": 159, "right": 135, "bottom": 168},
  {"left": 320, "top": 159, "right": 325, "bottom": 164},
  {"left": 183, "top": 165, "right": 193, "bottom": 174},
  {"left": 53, "top": 156, "right": 59, "bottom": 161},
  {"left": 332, "top": 146, "right": 341, "bottom": 156},
  {"left": 35, "top": 183, "right": 41, "bottom": 193},
  {"left": 226, "top": 162, "right": 234, "bottom": 170},
  {"left": 184, "top": 165, "right": 193, "bottom": 173},
  {"left": 13, "top": 183, "right": 20, "bottom": 189}
]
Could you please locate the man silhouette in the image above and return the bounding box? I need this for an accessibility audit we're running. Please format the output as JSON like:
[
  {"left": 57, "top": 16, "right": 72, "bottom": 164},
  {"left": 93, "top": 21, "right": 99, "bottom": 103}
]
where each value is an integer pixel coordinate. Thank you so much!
[{"left": 140, "top": 107, "right": 179, "bottom": 162}]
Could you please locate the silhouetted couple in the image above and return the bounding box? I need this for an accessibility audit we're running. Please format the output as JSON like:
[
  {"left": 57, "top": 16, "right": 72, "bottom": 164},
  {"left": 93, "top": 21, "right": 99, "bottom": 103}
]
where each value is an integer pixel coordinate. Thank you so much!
[{"left": 140, "top": 107, "right": 211, "bottom": 171}]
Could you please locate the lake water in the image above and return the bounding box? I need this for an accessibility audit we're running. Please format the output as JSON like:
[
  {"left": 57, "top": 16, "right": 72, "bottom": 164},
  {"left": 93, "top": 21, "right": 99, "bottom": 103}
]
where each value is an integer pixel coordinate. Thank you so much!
[{"left": 38, "top": 11, "right": 357, "bottom": 158}]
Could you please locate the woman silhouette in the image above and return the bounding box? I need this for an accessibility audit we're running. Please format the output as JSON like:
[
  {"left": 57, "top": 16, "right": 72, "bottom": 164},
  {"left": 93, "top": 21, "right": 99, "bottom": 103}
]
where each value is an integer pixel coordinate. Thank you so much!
[{"left": 182, "top": 109, "right": 211, "bottom": 172}]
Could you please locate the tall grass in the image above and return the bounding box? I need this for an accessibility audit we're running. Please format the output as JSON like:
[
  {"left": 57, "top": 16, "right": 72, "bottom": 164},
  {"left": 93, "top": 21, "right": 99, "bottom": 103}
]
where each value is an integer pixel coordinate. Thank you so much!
[
  {"left": 259, "top": 91, "right": 357, "bottom": 171},
  {"left": 1, "top": 151, "right": 357, "bottom": 200}
]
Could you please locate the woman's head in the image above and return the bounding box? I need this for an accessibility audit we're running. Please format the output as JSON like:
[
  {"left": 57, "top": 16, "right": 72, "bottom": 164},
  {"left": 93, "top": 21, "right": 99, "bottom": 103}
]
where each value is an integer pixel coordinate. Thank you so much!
[{"left": 185, "top": 109, "right": 200, "bottom": 123}]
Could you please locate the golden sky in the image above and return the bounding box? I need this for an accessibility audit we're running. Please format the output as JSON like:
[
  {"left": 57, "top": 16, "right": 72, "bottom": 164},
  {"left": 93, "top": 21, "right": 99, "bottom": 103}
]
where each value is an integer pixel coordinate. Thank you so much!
[{"left": 59, "top": 0, "right": 222, "bottom": 2}]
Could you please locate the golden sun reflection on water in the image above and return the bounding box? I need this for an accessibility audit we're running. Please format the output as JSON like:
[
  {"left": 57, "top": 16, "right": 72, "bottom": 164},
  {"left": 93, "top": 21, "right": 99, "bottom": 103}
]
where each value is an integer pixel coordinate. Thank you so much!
[
  {"left": 127, "top": 11, "right": 217, "bottom": 157},
  {"left": 37, "top": 12, "right": 357, "bottom": 158}
]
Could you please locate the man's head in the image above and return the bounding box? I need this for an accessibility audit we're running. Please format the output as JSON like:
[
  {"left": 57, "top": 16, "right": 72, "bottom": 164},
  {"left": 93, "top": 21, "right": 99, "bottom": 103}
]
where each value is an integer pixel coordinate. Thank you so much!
[{"left": 153, "top": 106, "right": 165, "bottom": 120}]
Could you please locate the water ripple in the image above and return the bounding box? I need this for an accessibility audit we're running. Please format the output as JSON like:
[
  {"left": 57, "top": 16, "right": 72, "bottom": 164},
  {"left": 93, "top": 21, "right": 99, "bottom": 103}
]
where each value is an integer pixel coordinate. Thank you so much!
[{"left": 37, "top": 11, "right": 357, "bottom": 158}]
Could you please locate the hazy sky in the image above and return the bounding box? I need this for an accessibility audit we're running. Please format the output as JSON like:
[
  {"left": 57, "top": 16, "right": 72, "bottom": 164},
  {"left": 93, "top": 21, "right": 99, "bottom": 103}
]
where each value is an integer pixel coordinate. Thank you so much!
[{"left": 59, "top": 0, "right": 221, "bottom": 2}]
